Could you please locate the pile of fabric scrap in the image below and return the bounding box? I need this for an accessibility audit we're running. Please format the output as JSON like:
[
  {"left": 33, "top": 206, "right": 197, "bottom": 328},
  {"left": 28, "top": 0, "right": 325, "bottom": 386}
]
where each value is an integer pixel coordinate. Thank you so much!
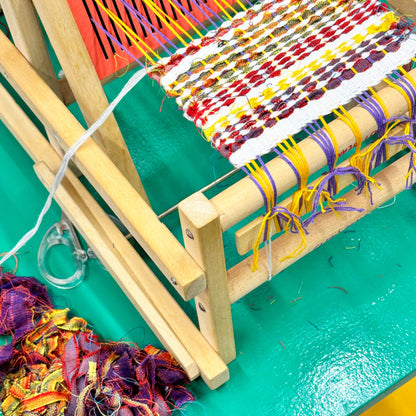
[{"left": 0, "top": 270, "right": 194, "bottom": 415}]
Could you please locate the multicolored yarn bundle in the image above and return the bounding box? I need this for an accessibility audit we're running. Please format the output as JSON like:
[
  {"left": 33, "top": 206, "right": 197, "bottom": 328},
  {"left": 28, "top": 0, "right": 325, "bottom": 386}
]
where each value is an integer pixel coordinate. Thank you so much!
[{"left": 0, "top": 270, "right": 193, "bottom": 415}]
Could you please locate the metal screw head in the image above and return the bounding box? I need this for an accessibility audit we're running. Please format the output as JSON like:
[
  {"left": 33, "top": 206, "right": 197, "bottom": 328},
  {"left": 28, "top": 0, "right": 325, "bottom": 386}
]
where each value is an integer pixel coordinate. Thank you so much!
[
  {"left": 198, "top": 302, "right": 206, "bottom": 312},
  {"left": 170, "top": 277, "right": 177, "bottom": 285},
  {"left": 185, "top": 229, "right": 194, "bottom": 240}
]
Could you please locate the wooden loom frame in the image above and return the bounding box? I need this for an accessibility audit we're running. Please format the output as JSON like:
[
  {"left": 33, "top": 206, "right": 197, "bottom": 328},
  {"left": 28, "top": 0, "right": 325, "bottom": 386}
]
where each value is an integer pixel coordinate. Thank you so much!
[{"left": 1, "top": 0, "right": 416, "bottom": 390}]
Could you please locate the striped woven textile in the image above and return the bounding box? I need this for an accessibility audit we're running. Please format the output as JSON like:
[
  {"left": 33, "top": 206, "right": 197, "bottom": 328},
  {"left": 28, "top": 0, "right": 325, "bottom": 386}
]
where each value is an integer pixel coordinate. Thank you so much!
[{"left": 149, "top": 0, "right": 416, "bottom": 167}]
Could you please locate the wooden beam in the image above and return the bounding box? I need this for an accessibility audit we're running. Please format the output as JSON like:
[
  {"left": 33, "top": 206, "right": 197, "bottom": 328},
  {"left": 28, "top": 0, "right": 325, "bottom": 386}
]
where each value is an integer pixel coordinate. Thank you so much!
[
  {"left": 35, "top": 161, "right": 199, "bottom": 380},
  {"left": 179, "top": 193, "right": 236, "bottom": 364},
  {"left": 0, "top": 0, "right": 69, "bottom": 159},
  {"left": 31, "top": 0, "right": 149, "bottom": 202},
  {"left": 0, "top": 33, "right": 206, "bottom": 301},
  {"left": 0, "top": 82, "right": 229, "bottom": 389},
  {"left": 228, "top": 152, "right": 414, "bottom": 303},
  {"left": 210, "top": 71, "right": 416, "bottom": 231},
  {"left": 0, "top": 0, "right": 60, "bottom": 95},
  {"left": 388, "top": 0, "right": 416, "bottom": 20}
]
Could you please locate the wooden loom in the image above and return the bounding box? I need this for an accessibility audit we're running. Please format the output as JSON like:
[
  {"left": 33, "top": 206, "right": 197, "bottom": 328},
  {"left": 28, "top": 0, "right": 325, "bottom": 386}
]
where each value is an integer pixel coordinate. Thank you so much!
[{"left": 1, "top": 0, "right": 416, "bottom": 390}]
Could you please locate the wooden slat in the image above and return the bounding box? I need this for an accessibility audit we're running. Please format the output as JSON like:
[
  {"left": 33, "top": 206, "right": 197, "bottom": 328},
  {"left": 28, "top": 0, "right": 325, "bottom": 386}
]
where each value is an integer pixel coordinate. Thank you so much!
[
  {"left": 179, "top": 193, "right": 236, "bottom": 364},
  {"left": 235, "top": 139, "right": 405, "bottom": 255},
  {"left": 31, "top": 0, "right": 149, "bottom": 202},
  {"left": 0, "top": 33, "right": 206, "bottom": 301},
  {"left": 0, "top": 0, "right": 60, "bottom": 94},
  {"left": 0, "top": 0, "right": 68, "bottom": 159},
  {"left": 388, "top": 0, "right": 416, "bottom": 20},
  {"left": 210, "top": 71, "right": 416, "bottom": 231},
  {"left": 228, "top": 152, "right": 414, "bottom": 303},
  {"left": 0, "top": 81, "right": 229, "bottom": 389}
]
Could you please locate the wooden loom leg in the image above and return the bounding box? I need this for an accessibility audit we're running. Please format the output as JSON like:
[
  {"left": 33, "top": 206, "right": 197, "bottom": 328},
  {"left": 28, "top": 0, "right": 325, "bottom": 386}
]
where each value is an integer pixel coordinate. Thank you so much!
[
  {"left": 0, "top": 0, "right": 59, "bottom": 94},
  {"left": 0, "top": 82, "right": 229, "bottom": 389},
  {"left": 179, "top": 193, "right": 236, "bottom": 364},
  {"left": 0, "top": 33, "right": 205, "bottom": 302},
  {"left": 31, "top": 0, "right": 150, "bottom": 204}
]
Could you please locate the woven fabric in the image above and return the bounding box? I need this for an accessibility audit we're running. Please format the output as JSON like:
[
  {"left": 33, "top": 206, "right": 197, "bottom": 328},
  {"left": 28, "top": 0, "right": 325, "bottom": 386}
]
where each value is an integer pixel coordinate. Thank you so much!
[
  {"left": 0, "top": 273, "right": 193, "bottom": 416},
  {"left": 149, "top": 0, "right": 416, "bottom": 167}
]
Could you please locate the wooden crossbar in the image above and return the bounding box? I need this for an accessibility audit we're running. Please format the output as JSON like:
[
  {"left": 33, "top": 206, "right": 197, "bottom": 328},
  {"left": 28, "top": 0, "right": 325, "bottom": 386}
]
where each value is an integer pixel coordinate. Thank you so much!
[
  {"left": 0, "top": 73, "right": 229, "bottom": 391},
  {"left": 228, "top": 151, "right": 415, "bottom": 302},
  {"left": 0, "top": 0, "right": 149, "bottom": 201},
  {"left": 235, "top": 137, "right": 405, "bottom": 255},
  {"left": 210, "top": 73, "right": 414, "bottom": 231},
  {"left": 0, "top": 32, "right": 205, "bottom": 301}
]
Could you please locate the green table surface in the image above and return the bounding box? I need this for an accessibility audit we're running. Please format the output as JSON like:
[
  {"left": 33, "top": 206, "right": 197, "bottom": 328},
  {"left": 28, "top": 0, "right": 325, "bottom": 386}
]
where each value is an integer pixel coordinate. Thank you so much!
[{"left": 1, "top": 57, "right": 416, "bottom": 416}]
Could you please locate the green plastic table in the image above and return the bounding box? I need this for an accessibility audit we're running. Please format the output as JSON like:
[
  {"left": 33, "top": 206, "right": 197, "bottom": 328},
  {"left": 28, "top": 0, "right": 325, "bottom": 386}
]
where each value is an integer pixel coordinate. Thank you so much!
[{"left": 0, "top": 68, "right": 416, "bottom": 416}]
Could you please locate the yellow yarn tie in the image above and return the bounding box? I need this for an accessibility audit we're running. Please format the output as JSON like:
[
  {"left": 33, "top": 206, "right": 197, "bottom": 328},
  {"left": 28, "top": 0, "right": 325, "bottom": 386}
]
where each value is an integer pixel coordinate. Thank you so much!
[
  {"left": 333, "top": 106, "right": 362, "bottom": 154},
  {"left": 383, "top": 77, "right": 413, "bottom": 115},
  {"left": 351, "top": 120, "right": 402, "bottom": 178}
]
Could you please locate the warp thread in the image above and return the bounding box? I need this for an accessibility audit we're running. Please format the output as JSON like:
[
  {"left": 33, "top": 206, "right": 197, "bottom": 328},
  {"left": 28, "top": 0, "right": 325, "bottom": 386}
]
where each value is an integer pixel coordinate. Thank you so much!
[{"left": 0, "top": 270, "right": 193, "bottom": 416}]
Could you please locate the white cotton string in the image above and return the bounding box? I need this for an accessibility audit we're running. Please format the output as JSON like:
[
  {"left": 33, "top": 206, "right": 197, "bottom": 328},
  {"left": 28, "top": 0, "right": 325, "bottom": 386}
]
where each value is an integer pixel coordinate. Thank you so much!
[{"left": 0, "top": 68, "right": 147, "bottom": 266}]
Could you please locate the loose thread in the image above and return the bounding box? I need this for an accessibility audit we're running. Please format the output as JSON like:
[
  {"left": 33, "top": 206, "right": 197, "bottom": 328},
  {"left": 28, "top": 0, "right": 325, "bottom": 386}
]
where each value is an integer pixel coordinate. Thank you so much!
[
  {"left": 290, "top": 297, "right": 303, "bottom": 304},
  {"left": 307, "top": 320, "right": 319, "bottom": 331}
]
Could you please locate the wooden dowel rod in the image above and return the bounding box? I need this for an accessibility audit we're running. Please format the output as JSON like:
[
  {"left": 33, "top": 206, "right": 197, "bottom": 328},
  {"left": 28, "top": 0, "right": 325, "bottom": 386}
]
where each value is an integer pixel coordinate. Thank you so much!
[
  {"left": 387, "top": 0, "right": 416, "bottom": 20},
  {"left": 32, "top": 0, "right": 149, "bottom": 202},
  {"left": 235, "top": 137, "right": 405, "bottom": 255},
  {"left": 0, "top": 83, "right": 229, "bottom": 389},
  {"left": 0, "top": 33, "right": 205, "bottom": 301},
  {"left": 228, "top": 152, "right": 414, "bottom": 304},
  {"left": 211, "top": 70, "right": 416, "bottom": 231}
]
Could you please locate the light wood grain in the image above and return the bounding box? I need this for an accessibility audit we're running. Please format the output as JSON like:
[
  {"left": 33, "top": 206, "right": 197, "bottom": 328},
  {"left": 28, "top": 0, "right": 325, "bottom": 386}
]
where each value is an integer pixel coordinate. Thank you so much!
[
  {"left": 235, "top": 139, "right": 405, "bottom": 255},
  {"left": 228, "top": 152, "right": 414, "bottom": 303},
  {"left": 388, "top": 0, "right": 416, "bottom": 19},
  {"left": 0, "top": 82, "right": 229, "bottom": 389},
  {"left": 32, "top": 0, "right": 149, "bottom": 201},
  {"left": 0, "top": 0, "right": 68, "bottom": 158},
  {"left": 0, "top": 33, "right": 206, "bottom": 301}
]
